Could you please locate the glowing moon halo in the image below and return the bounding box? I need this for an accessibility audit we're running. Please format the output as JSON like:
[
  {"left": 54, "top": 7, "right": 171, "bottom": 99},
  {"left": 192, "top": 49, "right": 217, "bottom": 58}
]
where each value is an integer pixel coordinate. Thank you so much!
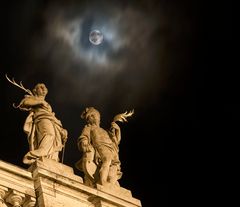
[{"left": 89, "top": 30, "right": 103, "bottom": 45}]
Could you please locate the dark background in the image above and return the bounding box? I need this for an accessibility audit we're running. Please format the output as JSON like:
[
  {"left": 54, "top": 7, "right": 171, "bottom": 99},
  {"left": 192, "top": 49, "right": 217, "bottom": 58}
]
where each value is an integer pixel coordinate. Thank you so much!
[{"left": 0, "top": 0, "right": 232, "bottom": 206}]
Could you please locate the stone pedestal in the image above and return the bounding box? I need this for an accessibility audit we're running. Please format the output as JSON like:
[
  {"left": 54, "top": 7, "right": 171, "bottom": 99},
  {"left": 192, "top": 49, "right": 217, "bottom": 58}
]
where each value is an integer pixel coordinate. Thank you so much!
[
  {"left": 0, "top": 159, "right": 141, "bottom": 207},
  {"left": 30, "top": 158, "right": 141, "bottom": 207}
]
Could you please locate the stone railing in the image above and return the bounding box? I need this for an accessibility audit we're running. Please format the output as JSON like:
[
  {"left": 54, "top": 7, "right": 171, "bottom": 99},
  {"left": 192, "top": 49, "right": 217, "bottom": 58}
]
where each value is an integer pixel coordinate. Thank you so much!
[
  {"left": 0, "top": 160, "right": 36, "bottom": 207},
  {"left": 0, "top": 159, "right": 141, "bottom": 207}
]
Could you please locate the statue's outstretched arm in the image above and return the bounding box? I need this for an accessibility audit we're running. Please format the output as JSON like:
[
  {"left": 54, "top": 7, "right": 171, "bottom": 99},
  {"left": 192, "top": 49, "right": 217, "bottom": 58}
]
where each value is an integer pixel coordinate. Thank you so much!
[
  {"left": 110, "top": 109, "right": 134, "bottom": 145},
  {"left": 110, "top": 122, "right": 121, "bottom": 145},
  {"left": 22, "top": 96, "right": 45, "bottom": 107}
]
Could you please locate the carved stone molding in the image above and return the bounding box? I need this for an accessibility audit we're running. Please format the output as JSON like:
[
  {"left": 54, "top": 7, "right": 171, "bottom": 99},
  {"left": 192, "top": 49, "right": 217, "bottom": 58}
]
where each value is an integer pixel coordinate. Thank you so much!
[
  {"left": 1, "top": 160, "right": 141, "bottom": 207},
  {"left": 23, "top": 196, "right": 36, "bottom": 207},
  {"left": 6, "top": 190, "right": 25, "bottom": 207},
  {"left": 0, "top": 186, "right": 8, "bottom": 205}
]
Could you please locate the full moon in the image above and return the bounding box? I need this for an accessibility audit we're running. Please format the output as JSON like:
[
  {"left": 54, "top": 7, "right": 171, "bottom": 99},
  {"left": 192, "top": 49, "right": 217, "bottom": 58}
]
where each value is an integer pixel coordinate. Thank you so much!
[{"left": 89, "top": 30, "right": 103, "bottom": 45}]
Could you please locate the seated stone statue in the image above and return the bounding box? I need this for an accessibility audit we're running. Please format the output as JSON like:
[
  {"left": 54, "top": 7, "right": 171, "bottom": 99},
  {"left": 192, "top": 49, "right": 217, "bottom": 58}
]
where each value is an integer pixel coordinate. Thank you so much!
[
  {"left": 6, "top": 76, "right": 68, "bottom": 165},
  {"left": 75, "top": 107, "right": 133, "bottom": 187}
]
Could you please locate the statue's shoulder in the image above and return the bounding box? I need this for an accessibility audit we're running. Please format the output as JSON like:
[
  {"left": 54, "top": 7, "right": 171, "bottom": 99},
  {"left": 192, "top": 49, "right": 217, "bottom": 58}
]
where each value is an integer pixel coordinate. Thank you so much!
[
  {"left": 22, "top": 94, "right": 35, "bottom": 101},
  {"left": 81, "top": 124, "right": 91, "bottom": 134}
]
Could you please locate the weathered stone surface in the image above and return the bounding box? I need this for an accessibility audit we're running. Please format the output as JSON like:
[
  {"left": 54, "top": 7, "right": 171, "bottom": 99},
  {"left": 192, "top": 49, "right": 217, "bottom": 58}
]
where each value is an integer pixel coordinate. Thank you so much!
[
  {"left": 0, "top": 160, "right": 36, "bottom": 207},
  {"left": 0, "top": 160, "right": 35, "bottom": 198},
  {"left": 5, "top": 76, "right": 68, "bottom": 165},
  {"left": 76, "top": 107, "right": 134, "bottom": 188},
  {"left": 0, "top": 159, "right": 141, "bottom": 207}
]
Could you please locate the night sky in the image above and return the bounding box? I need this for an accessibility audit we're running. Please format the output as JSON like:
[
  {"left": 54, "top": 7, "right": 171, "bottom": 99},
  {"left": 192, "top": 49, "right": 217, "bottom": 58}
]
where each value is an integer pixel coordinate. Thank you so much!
[{"left": 0, "top": 0, "right": 232, "bottom": 206}]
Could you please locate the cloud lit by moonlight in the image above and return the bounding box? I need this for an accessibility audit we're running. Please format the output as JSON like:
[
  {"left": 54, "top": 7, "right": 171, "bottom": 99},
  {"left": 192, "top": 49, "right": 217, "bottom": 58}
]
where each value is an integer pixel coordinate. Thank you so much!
[
  {"left": 29, "top": 1, "right": 181, "bottom": 109},
  {"left": 41, "top": 2, "right": 161, "bottom": 73}
]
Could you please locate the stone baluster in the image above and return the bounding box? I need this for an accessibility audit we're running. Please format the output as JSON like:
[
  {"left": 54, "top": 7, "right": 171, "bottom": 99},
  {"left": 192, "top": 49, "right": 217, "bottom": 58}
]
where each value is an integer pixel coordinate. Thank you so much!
[
  {"left": 6, "top": 190, "right": 25, "bottom": 207},
  {"left": 0, "top": 186, "right": 8, "bottom": 206},
  {"left": 23, "top": 197, "right": 36, "bottom": 207}
]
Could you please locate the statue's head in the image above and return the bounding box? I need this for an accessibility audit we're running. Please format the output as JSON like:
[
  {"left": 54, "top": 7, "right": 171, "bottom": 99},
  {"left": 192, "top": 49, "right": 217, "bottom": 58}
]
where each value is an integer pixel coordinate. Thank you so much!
[
  {"left": 81, "top": 107, "right": 100, "bottom": 125},
  {"left": 33, "top": 83, "right": 48, "bottom": 97}
]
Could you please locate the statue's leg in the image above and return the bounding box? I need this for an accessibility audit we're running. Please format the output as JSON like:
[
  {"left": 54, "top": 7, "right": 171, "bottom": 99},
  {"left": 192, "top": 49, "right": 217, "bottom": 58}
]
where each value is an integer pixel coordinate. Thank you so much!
[
  {"left": 108, "top": 165, "right": 118, "bottom": 185},
  {"left": 49, "top": 151, "right": 59, "bottom": 162},
  {"left": 108, "top": 157, "right": 122, "bottom": 186},
  {"left": 97, "top": 146, "right": 113, "bottom": 185},
  {"left": 30, "top": 119, "right": 55, "bottom": 158},
  {"left": 99, "top": 158, "right": 111, "bottom": 185}
]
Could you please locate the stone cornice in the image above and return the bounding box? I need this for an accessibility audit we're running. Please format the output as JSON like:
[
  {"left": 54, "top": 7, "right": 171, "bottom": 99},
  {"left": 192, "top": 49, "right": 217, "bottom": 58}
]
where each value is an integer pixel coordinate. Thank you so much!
[{"left": 0, "top": 159, "right": 141, "bottom": 207}]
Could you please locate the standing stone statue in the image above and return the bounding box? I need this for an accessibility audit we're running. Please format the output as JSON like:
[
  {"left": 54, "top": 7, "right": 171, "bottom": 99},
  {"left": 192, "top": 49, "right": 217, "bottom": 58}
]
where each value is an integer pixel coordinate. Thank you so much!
[
  {"left": 6, "top": 75, "right": 68, "bottom": 165},
  {"left": 75, "top": 107, "right": 134, "bottom": 187}
]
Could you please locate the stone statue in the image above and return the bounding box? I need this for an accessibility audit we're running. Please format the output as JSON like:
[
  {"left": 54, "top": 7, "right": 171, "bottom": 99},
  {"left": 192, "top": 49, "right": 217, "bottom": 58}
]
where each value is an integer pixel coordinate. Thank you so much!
[
  {"left": 6, "top": 75, "right": 68, "bottom": 165},
  {"left": 75, "top": 107, "right": 134, "bottom": 187}
]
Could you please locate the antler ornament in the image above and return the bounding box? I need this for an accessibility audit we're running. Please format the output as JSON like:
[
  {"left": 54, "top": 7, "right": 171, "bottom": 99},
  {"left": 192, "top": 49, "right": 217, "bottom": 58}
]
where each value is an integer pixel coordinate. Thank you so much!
[
  {"left": 5, "top": 74, "right": 33, "bottom": 110},
  {"left": 5, "top": 74, "right": 33, "bottom": 96}
]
